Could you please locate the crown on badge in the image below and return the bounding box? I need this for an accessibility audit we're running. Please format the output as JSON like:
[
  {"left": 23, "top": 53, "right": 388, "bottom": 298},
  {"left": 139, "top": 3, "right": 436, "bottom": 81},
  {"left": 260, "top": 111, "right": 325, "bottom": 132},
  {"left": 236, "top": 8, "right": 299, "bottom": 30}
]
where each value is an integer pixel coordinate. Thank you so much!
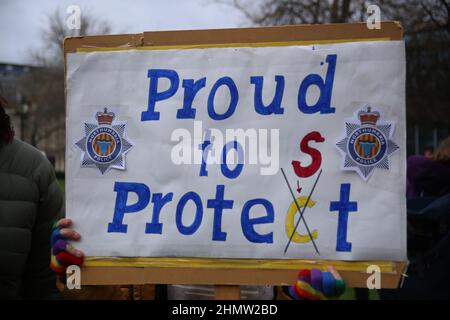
[
  {"left": 358, "top": 106, "right": 380, "bottom": 126},
  {"left": 96, "top": 108, "right": 115, "bottom": 125}
]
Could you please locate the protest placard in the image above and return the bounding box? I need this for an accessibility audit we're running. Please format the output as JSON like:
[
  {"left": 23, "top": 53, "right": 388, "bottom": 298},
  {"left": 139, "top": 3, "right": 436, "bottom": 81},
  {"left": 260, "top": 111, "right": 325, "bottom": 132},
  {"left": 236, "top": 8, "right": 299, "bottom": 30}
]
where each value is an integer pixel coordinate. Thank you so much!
[{"left": 65, "top": 22, "right": 407, "bottom": 287}]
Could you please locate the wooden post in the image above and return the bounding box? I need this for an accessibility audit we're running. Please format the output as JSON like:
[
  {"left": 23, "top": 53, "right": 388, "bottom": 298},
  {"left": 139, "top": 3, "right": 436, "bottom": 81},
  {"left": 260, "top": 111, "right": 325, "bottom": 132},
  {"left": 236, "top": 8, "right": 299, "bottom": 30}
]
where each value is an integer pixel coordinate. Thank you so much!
[{"left": 214, "top": 285, "right": 241, "bottom": 300}]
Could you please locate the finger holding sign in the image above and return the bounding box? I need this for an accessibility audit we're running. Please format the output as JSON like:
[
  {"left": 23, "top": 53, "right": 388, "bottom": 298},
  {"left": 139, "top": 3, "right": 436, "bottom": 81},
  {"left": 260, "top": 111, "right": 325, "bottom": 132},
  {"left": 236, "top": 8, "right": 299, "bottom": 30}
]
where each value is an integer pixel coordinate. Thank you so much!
[{"left": 59, "top": 227, "right": 81, "bottom": 241}]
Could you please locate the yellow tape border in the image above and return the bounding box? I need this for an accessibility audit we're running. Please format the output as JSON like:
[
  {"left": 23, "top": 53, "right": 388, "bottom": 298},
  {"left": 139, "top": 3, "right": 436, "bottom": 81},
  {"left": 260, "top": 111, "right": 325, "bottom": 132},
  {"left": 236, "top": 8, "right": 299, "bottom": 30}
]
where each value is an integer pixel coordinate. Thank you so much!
[
  {"left": 84, "top": 257, "right": 399, "bottom": 273},
  {"left": 75, "top": 37, "right": 392, "bottom": 53}
]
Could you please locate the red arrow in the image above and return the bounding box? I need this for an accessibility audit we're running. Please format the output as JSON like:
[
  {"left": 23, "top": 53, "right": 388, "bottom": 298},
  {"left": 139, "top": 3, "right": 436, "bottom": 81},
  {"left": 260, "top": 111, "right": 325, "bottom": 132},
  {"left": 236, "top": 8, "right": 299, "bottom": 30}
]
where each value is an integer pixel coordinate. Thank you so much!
[{"left": 296, "top": 181, "right": 302, "bottom": 194}]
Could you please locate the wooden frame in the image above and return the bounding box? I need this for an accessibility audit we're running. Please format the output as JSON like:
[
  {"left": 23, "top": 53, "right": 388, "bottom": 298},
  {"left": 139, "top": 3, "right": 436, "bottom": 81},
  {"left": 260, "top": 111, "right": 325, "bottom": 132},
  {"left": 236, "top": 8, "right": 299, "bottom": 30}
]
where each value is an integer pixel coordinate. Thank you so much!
[{"left": 64, "top": 22, "right": 407, "bottom": 297}]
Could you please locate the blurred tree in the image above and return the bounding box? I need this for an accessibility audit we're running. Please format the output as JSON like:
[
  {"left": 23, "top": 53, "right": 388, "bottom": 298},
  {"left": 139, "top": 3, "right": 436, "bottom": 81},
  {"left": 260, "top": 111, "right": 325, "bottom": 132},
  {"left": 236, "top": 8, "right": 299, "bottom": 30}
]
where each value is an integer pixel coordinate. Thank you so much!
[
  {"left": 227, "top": 0, "right": 368, "bottom": 24},
  {"left": 15, "top": 9, "right": 110, "bottom": 158},
  {"left": 226, "top": 0, "right": 449, "bottom": 31},
  {"left": 226, "top": 0, "right": 450, "bottom": 128},
  {"left": 31, "top": 9, "right": 111, "bottom": 68}
]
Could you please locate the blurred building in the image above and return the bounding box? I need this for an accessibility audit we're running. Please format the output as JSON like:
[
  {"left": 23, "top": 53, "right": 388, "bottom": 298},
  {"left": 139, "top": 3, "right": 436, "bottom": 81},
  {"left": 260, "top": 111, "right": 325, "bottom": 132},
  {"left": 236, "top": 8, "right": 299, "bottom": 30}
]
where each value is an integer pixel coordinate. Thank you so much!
[
  {"left": 0, "top": 62, "right": 65, "bottom": 172},
  {"left": 0, "top": 63, "right": 30, "bottom": 139}
]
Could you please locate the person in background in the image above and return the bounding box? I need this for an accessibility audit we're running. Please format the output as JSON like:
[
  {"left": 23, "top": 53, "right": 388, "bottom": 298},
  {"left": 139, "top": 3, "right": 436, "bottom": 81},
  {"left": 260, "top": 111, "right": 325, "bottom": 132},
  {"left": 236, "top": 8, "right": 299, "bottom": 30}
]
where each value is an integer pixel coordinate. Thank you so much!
[
  {"left": 408, "top": 138, "right": 450, "bottom": 198},
  {"left": 422, "top": 146, "right": 434, "bottom": 159},
  {"left": 0, "top": 95, "right": 83, "bottom": 299},
  {"left": 380, "top": 137, "right": 450, "bottom": 300}
]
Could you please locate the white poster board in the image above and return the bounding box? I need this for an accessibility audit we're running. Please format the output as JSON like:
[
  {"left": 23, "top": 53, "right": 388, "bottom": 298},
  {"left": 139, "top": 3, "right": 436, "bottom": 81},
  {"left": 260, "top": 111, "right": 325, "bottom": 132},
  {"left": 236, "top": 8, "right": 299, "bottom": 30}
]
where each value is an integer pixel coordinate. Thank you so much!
[{"left": 66, "top": 40, "right": 406, "bottom": 261}]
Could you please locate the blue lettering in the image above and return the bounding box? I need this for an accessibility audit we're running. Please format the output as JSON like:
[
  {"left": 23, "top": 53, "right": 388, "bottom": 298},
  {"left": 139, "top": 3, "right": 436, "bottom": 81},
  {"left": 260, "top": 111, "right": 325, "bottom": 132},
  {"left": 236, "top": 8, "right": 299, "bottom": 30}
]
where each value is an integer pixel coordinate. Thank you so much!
[
  {"left": 298, "top": 54, "right": 337, "bottom": 114},
  {"left": 108, "top": 182, "right": 151, "bottom": 233},
  {"left": 145, "top": 192, "right": 173, "bottom": 234},
  {"left": 141, "top": 69, "right": 179, "bottom": 121},
  {"left": 176, "top": 191, "right": 203, "bottom": 235},
  {"left": 329, "top": 183, "right": 358, "bottom": 252},
  {"left": 176, "top": 78, "right": 206, "bottom": 119},
  {"left": 221, "top": 140, "right": 244, "bottom": 179},
  {"left": 207, "top": 76, "right": 239, "bottom": 120},
  {"left": 199, "top": 129, "right": 212, "bottom": 177},
  {"left": 241, "top": 199, "right": 274, "bottom": 243},
  {"left": 207, "top": 185, "right": 234, "bottom": 241},
  {"left": 251, "top": 75, "right": 285, "bottom": 115}
]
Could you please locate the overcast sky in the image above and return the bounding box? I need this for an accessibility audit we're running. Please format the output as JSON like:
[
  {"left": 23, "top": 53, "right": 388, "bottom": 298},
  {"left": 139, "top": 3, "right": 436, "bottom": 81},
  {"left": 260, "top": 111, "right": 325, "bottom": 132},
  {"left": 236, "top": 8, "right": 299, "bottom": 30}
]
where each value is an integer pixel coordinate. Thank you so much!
[{"left": 0, "top": 0, "right": 247, "bottom": 65}]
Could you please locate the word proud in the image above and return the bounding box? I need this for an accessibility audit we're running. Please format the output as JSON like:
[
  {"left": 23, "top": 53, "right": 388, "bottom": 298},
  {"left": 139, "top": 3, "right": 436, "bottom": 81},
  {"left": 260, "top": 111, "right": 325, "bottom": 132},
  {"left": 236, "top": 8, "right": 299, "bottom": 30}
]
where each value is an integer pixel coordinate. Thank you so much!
[
  {"left": 140, "top": 54, "right": 337, "bottom": 122},
  {"left": 171, "top": 121, "right": 280, "bottom": 175}
]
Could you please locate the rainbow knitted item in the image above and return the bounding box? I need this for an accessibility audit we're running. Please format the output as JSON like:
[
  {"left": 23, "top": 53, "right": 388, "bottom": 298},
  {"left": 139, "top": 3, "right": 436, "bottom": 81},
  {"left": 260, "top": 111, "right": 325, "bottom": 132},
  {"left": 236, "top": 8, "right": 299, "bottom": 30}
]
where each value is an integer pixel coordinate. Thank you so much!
[
  {"left": 289, "top": 268, "right": 346, "bottom": 300},
  {"left": 49, "top": 220, "right": 84, "bottom": 275},
  {"left": 50, "top": 255, "right": 65, "bottom": 274}
]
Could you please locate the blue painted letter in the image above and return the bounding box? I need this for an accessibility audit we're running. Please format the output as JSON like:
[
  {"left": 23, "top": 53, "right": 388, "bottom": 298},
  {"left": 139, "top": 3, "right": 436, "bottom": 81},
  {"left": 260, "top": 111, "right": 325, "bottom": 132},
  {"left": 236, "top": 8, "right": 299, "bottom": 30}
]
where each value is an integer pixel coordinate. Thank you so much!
[
  {"left": 145, "top": 192, "right": 173, "bottom": 234},
  {"left": 329, "top": 183, "right": 358, "bottom": 252},
  {"left": 241, "top": 199, "right": 274, "bottom": 243},
  {"left": 221, "top": 140, "right": 244, "bottom": 179},
  {"left": 176, "top": 191, "right": 203, "bottom": 235},
  {"left": 251, "top": 75, "right": 285, "bottom": 115},
  {"left": 298, "top": 54, "right": 337, "bottom": 114},
  {"left": 199, "top": 129, "right": 212, "bottom": 177},
  {"left": 141, "top": 69, "right": 179, "bottom": 121},
  {"left": 108, "top": 182, "right": 150, "bottom": 233},
  {"left": 207, "top": 185, "right": 234, "bottom": 241},
  {"left": 207, "top": 76, "right": 239, "bottom": 120},
  {"left": 176, "top": 78, "right": 206, "bottom": 119}
]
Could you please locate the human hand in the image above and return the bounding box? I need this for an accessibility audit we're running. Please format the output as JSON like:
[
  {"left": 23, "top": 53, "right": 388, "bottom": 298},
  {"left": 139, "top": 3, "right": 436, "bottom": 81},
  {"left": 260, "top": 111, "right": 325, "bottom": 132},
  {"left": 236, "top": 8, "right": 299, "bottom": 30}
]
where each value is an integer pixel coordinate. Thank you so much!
[
  {"left": 288, "top": 266, "right": 346, "bottom": 300},
  {"left": 50, "top": 218, "right": 84, "bottom": 275}
]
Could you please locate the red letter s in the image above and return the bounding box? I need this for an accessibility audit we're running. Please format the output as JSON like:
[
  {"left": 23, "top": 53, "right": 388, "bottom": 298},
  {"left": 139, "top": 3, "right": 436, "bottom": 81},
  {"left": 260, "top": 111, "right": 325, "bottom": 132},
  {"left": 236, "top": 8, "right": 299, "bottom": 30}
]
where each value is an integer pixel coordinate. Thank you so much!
[{"left": 291, "top": 131, "right": 325, "bottom": 178}]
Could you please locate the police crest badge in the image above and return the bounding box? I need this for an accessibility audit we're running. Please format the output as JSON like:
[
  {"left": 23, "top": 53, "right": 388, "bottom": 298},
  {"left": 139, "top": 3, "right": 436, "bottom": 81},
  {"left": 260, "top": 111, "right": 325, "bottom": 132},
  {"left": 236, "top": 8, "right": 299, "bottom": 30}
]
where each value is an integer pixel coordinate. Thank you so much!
[
  {"left": 75, "top": 108, "right": 133, "bottom": 174},
  {"left": 336, "top": 105, "right": 399, "bottom": 181}
]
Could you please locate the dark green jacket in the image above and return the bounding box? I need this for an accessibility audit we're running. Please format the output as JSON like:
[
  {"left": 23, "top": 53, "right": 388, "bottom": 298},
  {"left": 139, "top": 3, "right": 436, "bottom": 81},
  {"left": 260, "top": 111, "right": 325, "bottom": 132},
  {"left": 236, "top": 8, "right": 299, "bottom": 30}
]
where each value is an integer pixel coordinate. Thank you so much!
[{"left": 0, "top": 139, "right": 62, "bottom": 299}]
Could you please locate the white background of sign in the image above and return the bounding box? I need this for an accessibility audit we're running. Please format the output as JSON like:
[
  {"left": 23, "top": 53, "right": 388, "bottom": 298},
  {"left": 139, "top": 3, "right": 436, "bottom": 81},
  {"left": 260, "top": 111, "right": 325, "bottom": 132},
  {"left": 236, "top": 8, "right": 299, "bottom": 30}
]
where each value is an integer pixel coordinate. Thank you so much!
[{"left": 66, "top": 41, "right": 406, "bottom": 260}]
